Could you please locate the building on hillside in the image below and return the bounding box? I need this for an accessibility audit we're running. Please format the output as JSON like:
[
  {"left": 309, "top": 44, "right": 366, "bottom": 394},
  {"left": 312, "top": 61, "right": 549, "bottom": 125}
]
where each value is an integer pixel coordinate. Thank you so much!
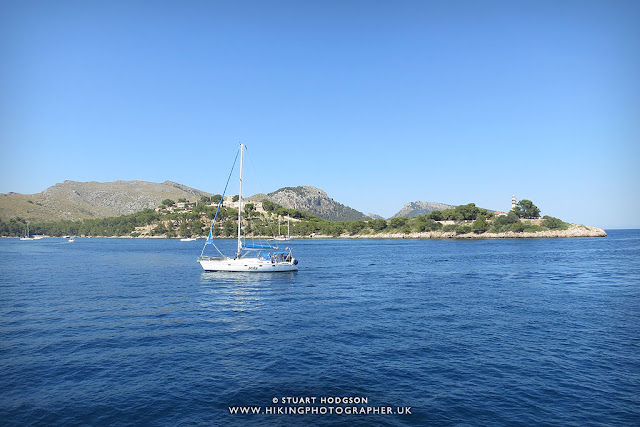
[{"left": 217, "top": 195, "right": 267, "bottom": 214}]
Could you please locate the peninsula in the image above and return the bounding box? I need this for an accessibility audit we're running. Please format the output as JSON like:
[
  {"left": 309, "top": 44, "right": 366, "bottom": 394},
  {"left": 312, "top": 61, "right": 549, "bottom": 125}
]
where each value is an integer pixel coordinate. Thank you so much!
[{"left": 0, "top": 196, "right": 606, "bottom": 239}]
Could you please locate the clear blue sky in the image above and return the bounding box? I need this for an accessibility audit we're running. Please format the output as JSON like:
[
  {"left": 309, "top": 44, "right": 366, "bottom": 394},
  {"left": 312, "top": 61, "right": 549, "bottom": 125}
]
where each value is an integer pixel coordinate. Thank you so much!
[{"left": 2, "top": 0, "right": 638, "bottom": 228}]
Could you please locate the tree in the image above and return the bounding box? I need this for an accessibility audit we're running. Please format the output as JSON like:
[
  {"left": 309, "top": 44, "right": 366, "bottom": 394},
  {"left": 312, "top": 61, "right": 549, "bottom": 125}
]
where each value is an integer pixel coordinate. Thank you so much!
[
  {"left": 456, "top": 203, "right": 481, "bottom": 220},
  {"left": 471, "top": 215, "right": 489, "bottom": 233},
  {"left": 370, "top": 218, "right": 387, "bottom": 231},
  {"left": 179, "top": 220, "right": 189, "bottom": 237},
  {"left": 513, "top": 199, "right": 540, "bottom": 218},
  {"left": 347, "top": 221, "right": 366, "bottom": 235},
  {"left": 191, "top": 219, "right": 203, "bottom": 235},
  {"left": 542, "top": 215, "right": 567, "bottom": 230},
  {"left": 428, "top": 210, "right": 443, "bottom": 221},
  {"left": 223, "top": 220, "right": 236, "bottom": 237},
  {"left": 151, "top": 223, "right": 167, "bottom": 236},
  {"left": 262, "top": 200, "right": 277, "bottom": 212},
  {"left": 162, "top": 199, "right": 175, "bottom": 207},
  {"left": 389, "top": 217, "right": 407, "bottom": 229}
]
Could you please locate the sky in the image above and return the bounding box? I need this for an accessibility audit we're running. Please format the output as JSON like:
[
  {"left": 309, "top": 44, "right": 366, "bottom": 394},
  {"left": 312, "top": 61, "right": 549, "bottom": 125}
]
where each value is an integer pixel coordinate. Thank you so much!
[{"left": 1, "top": 0, "right": 639, "bottom": 228}]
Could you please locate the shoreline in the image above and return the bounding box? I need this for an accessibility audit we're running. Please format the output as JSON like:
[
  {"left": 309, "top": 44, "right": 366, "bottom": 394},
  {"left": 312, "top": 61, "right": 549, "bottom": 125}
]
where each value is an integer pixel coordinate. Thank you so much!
[
  {"left": 328, "top": 224, "right": 607, "bottom": 239},
  {"left": 6, "top": 224, "right": 606, "bottom": 239}
]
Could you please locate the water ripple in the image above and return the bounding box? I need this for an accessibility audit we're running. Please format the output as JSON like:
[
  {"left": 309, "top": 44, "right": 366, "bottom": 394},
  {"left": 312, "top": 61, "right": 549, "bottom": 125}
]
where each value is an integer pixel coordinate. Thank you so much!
[{"left": 1, "top": 233, "right": 639, "bottom": 425}]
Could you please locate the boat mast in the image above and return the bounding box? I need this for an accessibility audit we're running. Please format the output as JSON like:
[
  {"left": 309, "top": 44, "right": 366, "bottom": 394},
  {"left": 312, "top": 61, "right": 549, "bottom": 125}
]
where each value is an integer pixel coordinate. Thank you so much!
[{"left": 237, "top": 143, "right": 244, "bottom": 256}]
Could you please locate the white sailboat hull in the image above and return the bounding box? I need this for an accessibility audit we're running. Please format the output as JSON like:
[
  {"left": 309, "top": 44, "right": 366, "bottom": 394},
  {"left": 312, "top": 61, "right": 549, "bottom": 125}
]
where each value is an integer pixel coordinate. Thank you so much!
[
  {"left": 199, "top": 257, "right": 298, "bottom": 272},
  {"left": 198, "top": 144, "right": 299, "bottom": 273}
]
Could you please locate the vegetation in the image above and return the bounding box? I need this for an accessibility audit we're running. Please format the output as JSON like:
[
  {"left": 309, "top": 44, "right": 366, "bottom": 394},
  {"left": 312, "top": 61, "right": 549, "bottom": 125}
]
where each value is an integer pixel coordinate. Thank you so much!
[
  {"left": 0, "top": 198, "right": 575, "bottom": 239},
  {"left": 513, "top": 199, "right": 541, "bottom": 219},
  {"left": 541, "top": 215, "right": 569, "bottom": 230},
  {"left": 425, "top": 203, "right": 492, "bottom": 221}
]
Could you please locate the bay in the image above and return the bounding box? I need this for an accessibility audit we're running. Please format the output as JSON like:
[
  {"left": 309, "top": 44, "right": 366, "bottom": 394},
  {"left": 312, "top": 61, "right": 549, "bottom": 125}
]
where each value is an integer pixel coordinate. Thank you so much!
[{"left": 1, "top": 231, "right": 639, "bottom": 426}]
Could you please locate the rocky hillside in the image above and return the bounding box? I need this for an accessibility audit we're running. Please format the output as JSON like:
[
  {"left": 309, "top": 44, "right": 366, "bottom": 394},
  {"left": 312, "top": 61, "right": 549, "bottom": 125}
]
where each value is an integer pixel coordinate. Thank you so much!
[
  {"left": 391, "top": 201, "right": 456, "bottom": 218},
  {"left": 0, "top": 180, "right": 210, "bottom": 222},
  {"left": 249, "top": 186, "right": 369, "bottom": 222},
  {"left": 366, "top": 213, "right": 384, "bottom": 220}
]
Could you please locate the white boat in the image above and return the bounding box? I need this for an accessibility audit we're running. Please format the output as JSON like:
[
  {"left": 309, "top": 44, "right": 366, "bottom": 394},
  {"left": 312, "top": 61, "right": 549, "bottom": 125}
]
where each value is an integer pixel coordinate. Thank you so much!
[
  {"left": 68, "top": 236, "right": 75, "bottom": 242},
  {"left": 273, "top": 216, "right": 292, "bottom": 241},
  {"left": 20, "top": 222, "right": 34, "bottom": 240},
  {"left": 180, "top": 237, "right": 196, "bottom": 242},
  {"left": 198, "top": 143, "right": 298, "bottom": 272}
]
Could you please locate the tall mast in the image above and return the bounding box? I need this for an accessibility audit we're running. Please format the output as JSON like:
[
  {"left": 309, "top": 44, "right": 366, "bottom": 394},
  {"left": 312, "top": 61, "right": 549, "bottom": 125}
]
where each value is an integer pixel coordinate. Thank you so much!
[{"left": 237, "top": 143, "right": 244, "bottom": 255}]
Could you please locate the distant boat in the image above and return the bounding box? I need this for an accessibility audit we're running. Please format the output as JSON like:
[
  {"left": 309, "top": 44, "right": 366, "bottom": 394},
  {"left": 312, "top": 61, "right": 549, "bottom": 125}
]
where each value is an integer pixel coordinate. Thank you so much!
[
  {"left": 198, "top": 143, "right": 298, "bottom": 272},
  {"left": 20, "top": 222, "right": 34, "bottom": 241},
  {"left": 180, "top": 237, "right": 196, "bottom": 242},
  {"left": 68, "top": 236, "right": 75, "bottom": 243},
  {"left": 33, "top": 235, "right": 44, "bottom": 240},
  {"left": 273, "top": 216, "right": 292, "bottom": 241}
]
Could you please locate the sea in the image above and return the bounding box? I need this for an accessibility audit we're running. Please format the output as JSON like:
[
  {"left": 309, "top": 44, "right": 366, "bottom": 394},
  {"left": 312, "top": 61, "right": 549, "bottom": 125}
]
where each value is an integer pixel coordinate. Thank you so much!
[{"left": 1, "top": 230, "right": 639, "bottom": 426}]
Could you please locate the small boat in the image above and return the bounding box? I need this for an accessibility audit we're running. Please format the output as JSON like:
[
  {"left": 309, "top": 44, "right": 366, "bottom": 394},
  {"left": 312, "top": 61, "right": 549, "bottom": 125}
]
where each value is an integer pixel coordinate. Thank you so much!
[
  {"left": 68, "top": 236, "right": 75, "bottom": 243},
  {"left": 180, "top": 237, "right": 196, "bottom": 242},
  {"left": 198, "top": 143, "right": 298, "bottom": 272},
  {"left": 20, "top": 222, "right": 34, "bottom": 241},
  {"left": 273, "top": 216, "right": 292, "bottom": 241}
]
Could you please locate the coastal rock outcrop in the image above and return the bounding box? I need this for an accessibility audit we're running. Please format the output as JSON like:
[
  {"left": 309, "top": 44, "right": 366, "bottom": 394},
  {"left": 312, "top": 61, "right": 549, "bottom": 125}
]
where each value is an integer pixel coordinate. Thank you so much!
[{"left": 313, "top": 223, "right": 607, "bottom": 239}]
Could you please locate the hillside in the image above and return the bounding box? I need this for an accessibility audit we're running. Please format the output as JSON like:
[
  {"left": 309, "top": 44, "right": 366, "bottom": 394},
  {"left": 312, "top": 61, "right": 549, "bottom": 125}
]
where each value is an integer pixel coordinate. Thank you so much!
[
  {"left": 251, "top": 186, "right": 370, "bottom": 222},
  {"left": 1, "top": 180, "right": 371, "bottom": 223},
  {"left": 0, "top": 180, "right": 210, "bottom": 222},
  {"left": 391, "top": 201, "right": 456, "bottom": 218}
]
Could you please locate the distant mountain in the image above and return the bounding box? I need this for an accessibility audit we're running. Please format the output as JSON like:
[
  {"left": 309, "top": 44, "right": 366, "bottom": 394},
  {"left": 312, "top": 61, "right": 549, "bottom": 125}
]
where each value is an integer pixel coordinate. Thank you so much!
[
  {"left": 248, "top": 186, "right": 369, "bottom": 222},
  {"left": 0, "top": 180, "right": 210, "bottom": 222},
  {"left": 367, "top": 213, "right": 384, "bottom": 220},
  {"left": 1, "top": 179, "right": 380, "bottom": 223},
  {"left": 391, "top": 201, "right": 456, "bottom": 218}
]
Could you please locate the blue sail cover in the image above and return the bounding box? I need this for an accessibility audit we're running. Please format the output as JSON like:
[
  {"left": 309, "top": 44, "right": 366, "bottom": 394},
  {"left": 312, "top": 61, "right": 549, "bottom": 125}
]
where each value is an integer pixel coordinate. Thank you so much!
[
  {"left": 242, "top": 243, "right": 276, "bottom": 249},
  {"left": 206, "top": 230, "right": 213, "bottom": 244}
]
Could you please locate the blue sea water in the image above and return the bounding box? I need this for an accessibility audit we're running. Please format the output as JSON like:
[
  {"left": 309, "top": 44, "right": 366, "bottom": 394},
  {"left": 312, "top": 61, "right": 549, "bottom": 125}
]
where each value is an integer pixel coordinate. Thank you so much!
[{"left": 1, "top": 231, "right": 639, "bottom": 426}]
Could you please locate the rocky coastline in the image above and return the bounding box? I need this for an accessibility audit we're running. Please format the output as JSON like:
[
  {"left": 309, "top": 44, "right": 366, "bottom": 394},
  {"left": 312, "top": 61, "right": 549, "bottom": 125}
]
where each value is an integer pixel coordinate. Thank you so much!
[{"left": 310, "top": 223, "right": 607, "bottom": 239}]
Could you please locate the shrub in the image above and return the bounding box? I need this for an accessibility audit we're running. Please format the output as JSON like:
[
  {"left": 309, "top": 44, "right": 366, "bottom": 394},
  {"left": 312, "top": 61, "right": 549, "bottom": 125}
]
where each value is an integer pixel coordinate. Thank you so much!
[
  {"left": 455, "top": 225, "right": 472, "bottom": 234},
  {"left": 542, "top": 216, "right": 568, "bottom": 230},
  {"left": 370, "top": 218, "right": 387, "bottom": 231},
  {"left": 471, "top": 216, "right": 489, "bottom": 234},
  {"left": 389, "top": 217, "right": 407, "bottom": 229},
  {"left": 442, "top": 224, "right": 457, "bottom": 232}
]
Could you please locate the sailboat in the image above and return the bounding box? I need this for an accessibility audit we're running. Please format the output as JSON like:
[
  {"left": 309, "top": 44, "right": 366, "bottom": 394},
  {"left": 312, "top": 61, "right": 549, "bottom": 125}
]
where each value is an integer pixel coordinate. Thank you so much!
[
  {"left": 198, "top": 143, "right": 298, "bottom": 272},
  {"left": 274, "top": 216, "right": 292, "bottom": 241},
  {"left": 20, "top": 222, "right": 34, "bottom": 241}
]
